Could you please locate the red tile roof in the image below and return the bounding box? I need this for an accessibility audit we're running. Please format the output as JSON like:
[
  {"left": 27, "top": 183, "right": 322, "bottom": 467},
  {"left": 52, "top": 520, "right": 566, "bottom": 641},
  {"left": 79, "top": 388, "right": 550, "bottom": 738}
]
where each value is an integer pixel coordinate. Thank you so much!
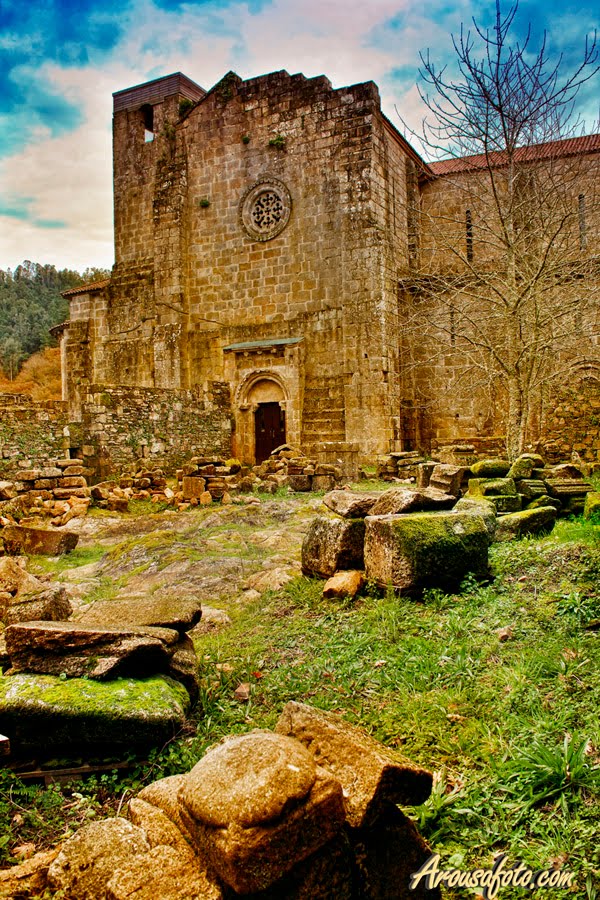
[
  {"left": 428, "top": 133, "right": 600, "bottom": 176},
  {"left": 62, "top": 278, "right": 110, "bottom": 297}
]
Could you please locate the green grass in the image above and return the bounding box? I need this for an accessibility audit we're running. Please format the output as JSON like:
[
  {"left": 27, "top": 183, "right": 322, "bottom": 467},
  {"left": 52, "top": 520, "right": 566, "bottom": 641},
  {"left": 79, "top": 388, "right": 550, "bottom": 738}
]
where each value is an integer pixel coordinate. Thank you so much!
[
  {"left": 28, "top": 545, "right": 106, "bottom": 576},
  {"left": 1, "top": 521, "right": 598, "bottom": 893}
]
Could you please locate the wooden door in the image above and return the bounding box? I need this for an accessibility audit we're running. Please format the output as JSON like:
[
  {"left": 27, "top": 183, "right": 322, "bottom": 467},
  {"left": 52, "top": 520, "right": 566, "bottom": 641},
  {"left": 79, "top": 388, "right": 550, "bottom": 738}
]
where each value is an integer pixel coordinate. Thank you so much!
[{"left": 255, "top": 402, "right": 286, "bottom": 463}]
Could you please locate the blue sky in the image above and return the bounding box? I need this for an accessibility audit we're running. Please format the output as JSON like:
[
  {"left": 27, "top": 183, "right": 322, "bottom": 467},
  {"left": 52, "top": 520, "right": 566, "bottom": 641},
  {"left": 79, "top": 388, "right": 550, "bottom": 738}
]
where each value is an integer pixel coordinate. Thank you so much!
[{"left": 0, "top": 0, "right": 598, "bottom": 271}]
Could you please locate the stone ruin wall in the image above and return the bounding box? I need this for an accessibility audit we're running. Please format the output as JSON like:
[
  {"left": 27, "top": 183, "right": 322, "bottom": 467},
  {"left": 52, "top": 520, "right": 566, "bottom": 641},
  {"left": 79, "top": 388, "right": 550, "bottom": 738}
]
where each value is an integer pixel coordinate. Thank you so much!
[
  {"left": 0, "top": 395, "right": 71, "bottom": 479},
  {"left": 0, "top": 384, "right": 232, "bottom": 480}
]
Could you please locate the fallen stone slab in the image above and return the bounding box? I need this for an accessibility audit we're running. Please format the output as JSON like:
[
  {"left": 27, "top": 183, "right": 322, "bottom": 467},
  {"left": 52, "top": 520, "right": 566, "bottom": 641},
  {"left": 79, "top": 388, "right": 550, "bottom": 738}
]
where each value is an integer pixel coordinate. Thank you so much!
[
  {"left": 494, "top": 506, "right": 557, "bottom": 542},
  {"left": 0, "top": 673, "right": 190, "bottom": 752},
  {"left": 323, "top": 490, "right": 380, "bottom": 518},
  {"left": 180, "top": 732, "right": 345, "bottom": 894},
  {"left": 76, "top": 595, "right": 202, "bottom": 636},
  {"left": 0, "top": 557, "right": 43, "bottom": 597},
  {"left": 364, "top": 510, "right": 490, "bottom": 594},
  {"left": 275, "top": 701, "right": 432, "bottom": 828},
  {"left": 369, "top": 487, "right": 455, "bottom": 516},
  {"left": 301, "top": 514, "right": 365, "bottom": 578},
  {"left": 1, "top": 525, "right": 78, "bottom": 556},
  {"left": 4, "top": 620, "right": 179, "bottom": 680}
]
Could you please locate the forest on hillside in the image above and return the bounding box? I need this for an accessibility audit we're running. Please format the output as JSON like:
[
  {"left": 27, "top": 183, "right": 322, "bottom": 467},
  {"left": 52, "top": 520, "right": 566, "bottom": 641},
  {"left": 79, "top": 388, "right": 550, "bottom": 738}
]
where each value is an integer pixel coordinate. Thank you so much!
[{"left": 0, "top": 260, "right": 109, "bottom": 382}]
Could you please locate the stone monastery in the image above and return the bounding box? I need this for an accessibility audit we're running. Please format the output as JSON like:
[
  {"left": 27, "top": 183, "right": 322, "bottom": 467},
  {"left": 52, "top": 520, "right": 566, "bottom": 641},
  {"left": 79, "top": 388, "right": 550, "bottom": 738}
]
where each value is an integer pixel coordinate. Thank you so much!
[{"left": 45, "top": 69, "right": 600, "bottom": 472}]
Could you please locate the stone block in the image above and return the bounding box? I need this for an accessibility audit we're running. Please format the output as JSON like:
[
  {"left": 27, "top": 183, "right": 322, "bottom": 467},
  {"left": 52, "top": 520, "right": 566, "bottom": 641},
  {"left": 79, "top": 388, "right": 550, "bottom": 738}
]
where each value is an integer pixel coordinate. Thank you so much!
[
  {"left": 1, "top": 525, "right": 79, "bottom": 556},
  {"left": 470, "top": 458, "right": 510, "bottom": 478},
  {"left": 48, "top": 818, "right": 150, "bottom": 899},
  {"left": 467, "top": 477, "right": 517, "bottom": 497},
  {"left": 181, "top": 475, "right": 206, "bottom": 500},
  {"left": 275, "top": 701, "right": 432, "bottom": 828},
  {"left": 0, "top": 673, "right": 190, "bottom": 752},
  {"left": 364, "top": 511, "right": 490, "bottom": 594},
  {"left": 4, "top": 586, "right": 72, "bottom": 626},
  {"left": 322, "top": 570, "right": 364, "bottom": 599},
  {"left": 370, "top": 487, "right": 455, "bottom": 516},
  {"left": 323, "top": 490, "right": 380, "bottom": 518},
  {"left": 428, "top": 464, "right": 465, "bottom": 497},
  {"left": 107, "top": 843, "right": 224, "bottom": 900},
  {"left": 53, "top": 487, "right": 90, "bottom": 499},
  {"left": 350, "top": 802, "right": 440, "bottom": 900},
  {"left": 0, "top": 481, "right": 16, "bottom": 501},
  {"left": 301, "top": 514, "right": 365, "bottom": 577},
  {"left": 494, "top": 506, "right": 557, "bottom": 542},
  {"left": 59, "top": 475, "right": 88, "bottom": 488},
  {"left": 312, "top": 474, "right": 336, "bottom": 492},
  {"left": 584, "top": 491, "right": 600, "bottom": 520},
  {"left": 138, "top": 775, "right": 194, "bottom": 843},
  {"left": 0, "top": 848, "right": 59, "bottom": 900},
  {"left": 287, "top": 474, "right": 311, "bottom": 492},
  {"left": 416, "top": 463, "right": 435, "bottom": 489}
]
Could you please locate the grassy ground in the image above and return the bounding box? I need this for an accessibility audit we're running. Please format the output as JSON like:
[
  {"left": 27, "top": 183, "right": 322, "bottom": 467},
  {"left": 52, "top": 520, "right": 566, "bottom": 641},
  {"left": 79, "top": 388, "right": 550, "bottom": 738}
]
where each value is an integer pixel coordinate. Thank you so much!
[{"left": 1, "top": 514, "right": 599, "bottom": 897}]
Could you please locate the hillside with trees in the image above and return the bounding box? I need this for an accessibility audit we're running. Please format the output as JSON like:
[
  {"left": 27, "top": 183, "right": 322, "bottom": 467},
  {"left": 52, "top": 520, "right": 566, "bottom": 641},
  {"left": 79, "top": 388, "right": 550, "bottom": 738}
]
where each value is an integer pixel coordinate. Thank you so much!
[{"left": 0, "top": 261, "right": 109, "bottom": 388}]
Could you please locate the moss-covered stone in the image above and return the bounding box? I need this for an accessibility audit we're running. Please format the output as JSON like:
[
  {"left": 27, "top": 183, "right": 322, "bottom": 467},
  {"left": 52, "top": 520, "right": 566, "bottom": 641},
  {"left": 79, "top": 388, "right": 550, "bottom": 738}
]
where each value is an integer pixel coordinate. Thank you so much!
[
  {"left": 526, "top": 495, "right": 561, "bottom": 511},
  {"left": 507, "top": 455, "right": 544, "bottom": 480},
  {"left": 0, "top": 673, "right": 190, "bottom": 752},
  {"left": 467, "top": 477, "right": 517, "bottom": 497},
  {"left": 494, "top": 506, "right": 557, "bottom": 542},
  {"left": 470, "top": 459, "right": 510, "bottom": 478},
  {"left": 364, "top": 511, "right": 490, "bottom": 594},
  {"left": 583, "top": 492, "right": 600, "bottom": 521}
]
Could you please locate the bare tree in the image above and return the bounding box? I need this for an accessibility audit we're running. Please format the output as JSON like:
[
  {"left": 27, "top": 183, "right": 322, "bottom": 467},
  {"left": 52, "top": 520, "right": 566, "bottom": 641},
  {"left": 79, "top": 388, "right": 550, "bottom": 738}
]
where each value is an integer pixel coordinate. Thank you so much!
[{"left": 401, "top": 1, "right": 600, "bottom": 459}]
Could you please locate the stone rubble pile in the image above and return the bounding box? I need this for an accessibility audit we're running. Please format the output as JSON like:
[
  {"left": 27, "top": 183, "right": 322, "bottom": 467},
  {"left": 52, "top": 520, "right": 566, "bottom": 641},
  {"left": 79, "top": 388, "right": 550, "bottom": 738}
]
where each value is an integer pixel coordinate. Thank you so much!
[
  {"left": 3, "top": 702, "right": 439, "bottom": 900},
  {"left": 303, "top": 487, "right": 491, "bottom": 596},
  {"left": 252, "top": 444, "right": 344, "bottom": 493},
  {"left": 92, "top": 466, "right": 176, "bottom": 512},
  {"left": 176, "top": 457, "right": 243, "bottom": 507},
  {"left": 0, "top": 458, "right": 91, "bottom": 530},
  {"left": 376, "top": 451, "right": 426, "bottom": 482}
]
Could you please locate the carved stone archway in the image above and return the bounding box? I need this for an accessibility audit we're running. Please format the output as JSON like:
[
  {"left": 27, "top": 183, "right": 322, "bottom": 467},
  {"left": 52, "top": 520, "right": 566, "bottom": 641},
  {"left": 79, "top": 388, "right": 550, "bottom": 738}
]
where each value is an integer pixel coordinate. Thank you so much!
[{"left": 234, "top": 372, "right": 290, "bottom": 464}]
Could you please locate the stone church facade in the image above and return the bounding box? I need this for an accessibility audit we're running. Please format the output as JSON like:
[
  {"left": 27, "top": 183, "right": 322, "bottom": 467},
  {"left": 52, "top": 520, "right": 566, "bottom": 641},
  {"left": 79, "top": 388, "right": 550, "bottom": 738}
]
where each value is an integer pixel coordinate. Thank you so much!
[{"left": 56, "top": 69, "right": 600, "bottom": 468}]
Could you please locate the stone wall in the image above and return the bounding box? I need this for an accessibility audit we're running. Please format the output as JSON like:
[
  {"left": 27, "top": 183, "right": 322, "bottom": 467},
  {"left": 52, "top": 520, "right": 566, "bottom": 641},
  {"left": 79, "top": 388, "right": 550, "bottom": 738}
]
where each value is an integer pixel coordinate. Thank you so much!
[
  {"left": 0, "top": 396, "right": 71, "bottom": 479},
  {"left": 0, "top": 382, "right": 232, "bottom": 479},
  {"left": 79, "top": 382, "right": 232, "bottom": 474}
]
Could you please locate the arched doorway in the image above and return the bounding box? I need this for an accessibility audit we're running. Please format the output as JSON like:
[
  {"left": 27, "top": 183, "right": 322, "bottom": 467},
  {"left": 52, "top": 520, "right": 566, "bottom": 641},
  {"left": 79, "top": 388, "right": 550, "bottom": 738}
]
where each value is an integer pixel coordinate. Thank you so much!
[
  {"left": 255, "top": 402, "right": 286, "bottom": 462},
  {"left": 237, "top": 375, "right": 288, "bottom": 464}
]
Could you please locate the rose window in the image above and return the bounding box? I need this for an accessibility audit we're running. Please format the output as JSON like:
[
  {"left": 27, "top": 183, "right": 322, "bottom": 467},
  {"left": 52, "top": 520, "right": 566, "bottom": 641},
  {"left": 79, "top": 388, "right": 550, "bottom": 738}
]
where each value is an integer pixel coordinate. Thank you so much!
[{"left": 240, "top": 179, "right": 292, "bottom": 241}]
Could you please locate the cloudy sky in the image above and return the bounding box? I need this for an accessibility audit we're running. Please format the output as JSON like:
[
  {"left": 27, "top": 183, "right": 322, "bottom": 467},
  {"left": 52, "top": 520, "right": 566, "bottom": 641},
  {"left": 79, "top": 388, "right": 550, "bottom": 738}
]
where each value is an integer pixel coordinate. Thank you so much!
[{"left": 0, "top": 0, "right": 598, "bottom": 273}]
